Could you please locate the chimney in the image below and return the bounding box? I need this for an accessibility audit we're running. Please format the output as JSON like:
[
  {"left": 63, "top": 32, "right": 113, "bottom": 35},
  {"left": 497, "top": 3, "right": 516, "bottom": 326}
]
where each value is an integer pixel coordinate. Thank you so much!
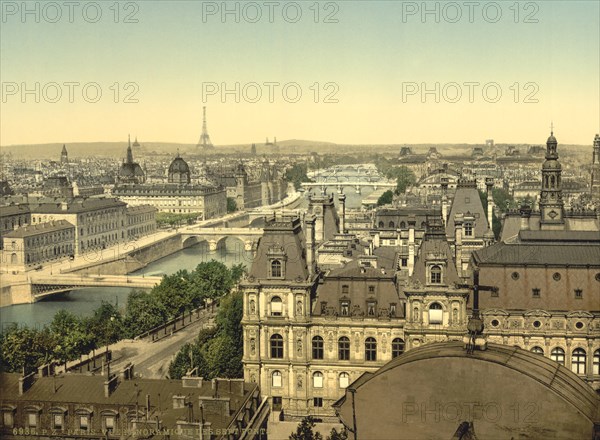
[
  {"left": 519, "top": 203, "right": 532, "bottom": 231},
  {"left": 485, "top": 178, "right": 494, "bottom": 230},
  {"left": 454, "top": 214, "right": 464, "bottom": 277},
  {"left": 60, "top": 201, "right": 68, "bottom": 211},
  {"left": 441, "top": 178, "right": 449, "bottom": 226},
  {"left": 104, "top": 373, "right": 118, "bottom": 398},
  {"left": 338, "top": 193, "right": 346, "bottom": 233},
  {"left": 146, "top": 394, "right": 150, "bottom": 420},
  {"left": 408, "top": 219, "right": 416, "bottom": 276},
  {"left": 305, "top": 215, "right": 316, "bottom": 276}
]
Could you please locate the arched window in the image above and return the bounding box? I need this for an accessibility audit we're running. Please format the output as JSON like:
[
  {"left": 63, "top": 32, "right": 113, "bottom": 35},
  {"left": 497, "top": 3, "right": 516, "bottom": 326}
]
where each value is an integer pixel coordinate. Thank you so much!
[
  {"left": 312, "top": 371, "right": 323, "bottom": 388},
  {"left": 428, "top": 302, "right": 443, "bottom": 324},
  {"left": 430, "top": 265, "right": 442, "bottom": 284},
  {"left": 530, "top": 346, "right": 544, "bottom": 355},
  {"left": 571, "top": 348, "right": 586, "bottom": 375},
  {"left": 339, "top": 372, "right": 350, "bottom": 389},
  {"left": 378, "top": 221, "right": 384, "bottom": 228},
  {"left": 593, "top": 349, "right": 600, "bottom": 375},
  {"left": 365, "top": 337, "right": 377, "bottom": 361},
  {"left": 338, "top": 337, "right": 350, "bottom": 360},
  {"left": 270, "top": 296, "right": 282, "bottom": 316},
  {"left": 312, "top": 336, "right": 324, "bottom": 360},
  {"left": 400, "top": 221, "right": 406, "bottom": 229},
  {"left": 388, "top": 221, "right": 395, "bottom": 228},
  {"left": 270, "top": 260, "right": 282, "bottom": 278},
  {"left": 392, "top": 338, "right": 405, "bottom": 358},
  {"left": 550, "top": 347, "right": 565, "bottom": 365},
  {"left": 270, "top": 334, "right": 284, "bottom": 359},
  {"left": 271, "top": 370, "right": 282, "bottom": 387}
]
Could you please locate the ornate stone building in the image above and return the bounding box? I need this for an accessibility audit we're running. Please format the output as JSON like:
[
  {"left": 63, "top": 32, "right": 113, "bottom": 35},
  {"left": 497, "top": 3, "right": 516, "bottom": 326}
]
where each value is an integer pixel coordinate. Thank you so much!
[
  {"left": 113, "top": 150, "right": 227, "bottom": 219},
  {"left": 591, "top": 133, "right": 600, "bottom": 203}
]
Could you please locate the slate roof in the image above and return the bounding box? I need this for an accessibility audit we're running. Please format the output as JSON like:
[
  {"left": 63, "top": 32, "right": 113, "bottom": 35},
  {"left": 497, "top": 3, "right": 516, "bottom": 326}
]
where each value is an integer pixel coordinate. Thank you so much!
[
  {"left": 248, "top": 217, "right": 310, "bottom": 282},
  {"left": 445, "top": 181, "right": 489, "bottom": 239},
  {"left": 30, "top": 198, "right": 126, "bottom": 214},
  {"left": 472, "top": 241, "right": 600, "bottom": 267},
  {"left": 4, "top": 220, "right": 74, "bottom": 238},
  {"left": 412, "top": 222, "right": 460, "bottom": 285},
  {"left": 0, "top": 204, "right": 30, "bottom": 218}
]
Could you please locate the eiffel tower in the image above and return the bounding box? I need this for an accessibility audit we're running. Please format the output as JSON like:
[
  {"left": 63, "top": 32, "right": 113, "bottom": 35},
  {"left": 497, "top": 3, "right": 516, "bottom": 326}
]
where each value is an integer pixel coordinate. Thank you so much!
[{"left": 197, "top": 106, "right": 214, "bottom": 149}]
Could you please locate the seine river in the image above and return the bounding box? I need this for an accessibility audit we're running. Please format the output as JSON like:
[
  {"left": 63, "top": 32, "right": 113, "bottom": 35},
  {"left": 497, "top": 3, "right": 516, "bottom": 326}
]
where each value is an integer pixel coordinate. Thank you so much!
[{"left": 0, "top": 170, "right": 380, "bottom": 329}]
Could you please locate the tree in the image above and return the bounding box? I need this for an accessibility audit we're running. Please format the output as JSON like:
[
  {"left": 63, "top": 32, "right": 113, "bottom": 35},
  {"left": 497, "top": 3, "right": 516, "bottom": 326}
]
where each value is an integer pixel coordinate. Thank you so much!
[
  {"left": 326, "top": 428, "right": 348, "bottom": 440},
  {"left": 122, "top": 289, "right": 169, "bottom": 337},
  {"left": 377, "top": 190, "right": 394, "bottom": 206},
  {"left": 86, "top": 301, "right": 124, "bottom": 347},
  {"left": 190, "top": 261, "right": 234, "bottom": 301},
  {"left": 284, "top": 163, "right": 313, "bottom": 190},
  {"left": 289, "top": 416, "right": 323, "bottom": 440},
  {"left": 227, "top": 197, "right": 237, "bottom": 213},
  {"left": 0, "top": 326, "right": 52, "bottom": 373}
]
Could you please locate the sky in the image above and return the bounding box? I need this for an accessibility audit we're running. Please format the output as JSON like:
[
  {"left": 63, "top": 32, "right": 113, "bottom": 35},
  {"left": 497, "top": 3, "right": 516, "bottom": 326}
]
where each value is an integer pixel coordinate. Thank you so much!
[{"left": 1, "top": 0, "right": 599, "bottom": 146}]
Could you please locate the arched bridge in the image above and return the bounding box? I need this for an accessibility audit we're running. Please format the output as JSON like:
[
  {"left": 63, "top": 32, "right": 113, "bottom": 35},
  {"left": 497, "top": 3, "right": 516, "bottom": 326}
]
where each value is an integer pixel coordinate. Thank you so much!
[
  {"left": 180, "top": 227, "right": 264, "bottom": 252},
  {"left": 29, "top": 274, "right": 162, "bottom": 301},
  {"left": 301, "top": 181, "right": 396, "bottom": 194}
]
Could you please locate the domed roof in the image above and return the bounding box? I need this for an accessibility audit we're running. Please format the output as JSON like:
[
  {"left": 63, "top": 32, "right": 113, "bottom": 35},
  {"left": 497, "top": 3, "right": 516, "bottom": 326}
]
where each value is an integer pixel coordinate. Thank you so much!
[
  {"left": 547, "top": 131, "right": 557, "bottom": 144},
  {"left": 542, "top": 159, "right": 562, "bottom": 170},
  {"left": 168, "top": 154, "right": 190, "bottom": 174}
]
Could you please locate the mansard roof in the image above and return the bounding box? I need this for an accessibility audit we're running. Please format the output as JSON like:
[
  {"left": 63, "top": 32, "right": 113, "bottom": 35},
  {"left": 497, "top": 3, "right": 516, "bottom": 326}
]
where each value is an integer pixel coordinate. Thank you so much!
[
  {"left": 412, "top": 222, "right": 460, "bottom": 285},
  {"left": 247, "top": 217, "right": 310, "bottom": 282},
  {"left": 445, "top": 180, "right": 490, "bottom": 239}
]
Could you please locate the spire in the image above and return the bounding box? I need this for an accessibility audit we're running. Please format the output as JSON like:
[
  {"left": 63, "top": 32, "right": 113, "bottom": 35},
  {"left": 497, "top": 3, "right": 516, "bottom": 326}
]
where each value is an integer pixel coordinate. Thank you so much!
[{"left": 126, "top": 135, "right": 134, "bottom": 164}]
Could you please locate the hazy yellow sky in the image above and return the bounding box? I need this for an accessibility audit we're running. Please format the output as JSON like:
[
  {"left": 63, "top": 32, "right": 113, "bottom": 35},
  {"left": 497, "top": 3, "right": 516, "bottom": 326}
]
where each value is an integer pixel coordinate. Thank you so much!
[{"left": 1, "top": 1, "right": 598, "bottom": 146}]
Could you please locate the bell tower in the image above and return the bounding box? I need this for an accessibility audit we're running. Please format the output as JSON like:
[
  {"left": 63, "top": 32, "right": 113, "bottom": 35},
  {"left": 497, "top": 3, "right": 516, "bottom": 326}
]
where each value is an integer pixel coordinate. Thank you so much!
[{"left": 539, "top": 128, "right": 565, "bottom": 229}]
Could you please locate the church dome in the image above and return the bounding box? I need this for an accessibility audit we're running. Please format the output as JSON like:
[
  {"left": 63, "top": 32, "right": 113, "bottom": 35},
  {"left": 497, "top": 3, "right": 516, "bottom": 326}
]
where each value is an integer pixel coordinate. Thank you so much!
[
  {"left": 542, "top": 159, "right": 562, "bottom": 170},
  {"left": 547, "top": 132, "right": 557, "bottom": 145},
  {"left": 168, "top": 154, "right": 191, "bottom": 184}
]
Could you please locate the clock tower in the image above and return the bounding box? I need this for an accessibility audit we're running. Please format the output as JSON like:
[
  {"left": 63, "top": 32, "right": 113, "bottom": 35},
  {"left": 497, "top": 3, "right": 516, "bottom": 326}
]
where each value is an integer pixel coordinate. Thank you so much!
[{"left": 539, "top": 129, "right": 565, "bottom": 229}]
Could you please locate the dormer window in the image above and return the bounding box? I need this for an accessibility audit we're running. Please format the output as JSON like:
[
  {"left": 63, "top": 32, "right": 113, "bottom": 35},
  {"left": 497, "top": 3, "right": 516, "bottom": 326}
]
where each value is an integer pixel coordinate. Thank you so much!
[
  {"left": 430, "top": 265, "right": 442, "bottom": 284},
  {"left": 464, "top": 222, "right": 473, "bottom": 237},
  {"left": 340, "top": 300, "right": 350, "bottom": 316},
  {"left": 270, "top": 260, "right": 282, "bottom": 278},
  {"left": 367, "top": 301, "right": 376, "bottom": 316}
]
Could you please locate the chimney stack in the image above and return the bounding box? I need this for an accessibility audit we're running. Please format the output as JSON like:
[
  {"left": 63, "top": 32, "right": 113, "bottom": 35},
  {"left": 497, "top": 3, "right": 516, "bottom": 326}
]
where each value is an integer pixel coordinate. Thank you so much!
[
  {"left": 441, "top": 178, "right": 449, "bottom": 226},
  {"left": 454, "top": 214, "right": 464, "bottom": 277},
  {"left": 338, "top": 193, "right": 346, "bottom": 233},
  {"left": 305, "top": 215, "right": 316, "bottom": 276},
  {"left": 485, "top": 178, "right": 494, "bottom": 230},
  {"left": 519, "top": 203, "right": 532, "bottom": 231},
  {"left": 408, "top": 219, "right": 416, "bottom": 276}
]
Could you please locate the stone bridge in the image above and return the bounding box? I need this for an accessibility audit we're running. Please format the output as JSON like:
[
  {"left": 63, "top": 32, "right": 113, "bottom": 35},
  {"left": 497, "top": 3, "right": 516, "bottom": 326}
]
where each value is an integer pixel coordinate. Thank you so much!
[
  {"left": 28, "top": 274, "right": 162, "bottom": 301},
  {"left": 180, "top": 227, "right": 264, "bottom": 251},
  {"left": 301, "top": 181, "right": 396, "bottom": 194}
]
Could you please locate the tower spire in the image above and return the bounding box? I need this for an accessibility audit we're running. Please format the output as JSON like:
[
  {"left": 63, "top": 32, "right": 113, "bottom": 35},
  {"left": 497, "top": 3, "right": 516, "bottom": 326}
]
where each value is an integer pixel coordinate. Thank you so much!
[
  {"left": 126, "top": 135, "right": 134, "bottom": 164},
  {"left": 197, "top": 106, "right": 213, "bottom": 149}
]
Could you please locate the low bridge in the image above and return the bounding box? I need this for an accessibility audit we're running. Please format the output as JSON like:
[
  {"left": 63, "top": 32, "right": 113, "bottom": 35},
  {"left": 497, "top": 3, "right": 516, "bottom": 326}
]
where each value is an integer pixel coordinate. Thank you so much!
[
  {"left": 180, "top": 227, "right": 264, "bottom": 251},
  {"left": 301, "top": 181, "right": 396, "bottom": 194},
  {"left": 29, "top": 274, "right": 162, "bottom": 300}
]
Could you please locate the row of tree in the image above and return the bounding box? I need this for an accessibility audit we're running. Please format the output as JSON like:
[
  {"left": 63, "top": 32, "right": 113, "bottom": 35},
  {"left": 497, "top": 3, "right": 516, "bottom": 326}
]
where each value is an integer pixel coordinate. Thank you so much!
[
  {"left": 289, "top": 416, "right": 348, "bottom": 440},
  {"left": 168, "top": 289, "right": 244, "bottom": 380},
  {"left": 0, "top": 261, "right": 245, "bottom": 375},
  {"left": 155, "top": 212, "right": 199, "bottom": 228}
]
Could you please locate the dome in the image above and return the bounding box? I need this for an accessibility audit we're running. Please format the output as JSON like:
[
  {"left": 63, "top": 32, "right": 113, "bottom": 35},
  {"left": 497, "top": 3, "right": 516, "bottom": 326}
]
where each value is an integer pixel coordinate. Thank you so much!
[
  {"left": 547, "top": 132, "right": 557, "bottom": 144},
  {"left": 542, "top": 159, "right": 562, "bottom": 170},
  {"left": 168, "top": 154, "right": 191, "bottom": 184},
  {"left": 168, "top": 155, "right": 190, "bottom": 174}
]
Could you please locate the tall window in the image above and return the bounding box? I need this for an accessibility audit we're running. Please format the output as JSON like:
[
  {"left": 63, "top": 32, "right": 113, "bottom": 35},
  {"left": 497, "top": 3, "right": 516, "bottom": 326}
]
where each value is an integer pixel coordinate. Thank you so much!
[
  {"left": 378, "top": 221, "right": 384, "bottom": 228},
  {"left": 365, "top": 337, "right": 377, "bottom": 361},
  {"left": 103, "top": 415, "right": 116, "bottom": 434},
  {"left": 2, "top": 411, "right": 14, "bottom": 428},
  {"left": 338, "top": 337, "right": 350, "bottom": 360},
  {"left": 428, "top": 302, "right": 443, "bottom": 324},
  {"left": 389, "top": 221, "right": 395, "bottom": 228},
  {"left": 270, "top": 260, "right": 282, "bottom": 278},
  {"left": 392, "top": 338, "right": 405, "bottom": 358},
  {"left": 270, "top": 296, "right": 282, "bottom": 316},
  {"left": 339, "top": 372, "right": 350, "bottom": 389},
  {"left": 367, "top": 301, "right": 376, "bottom": 316},
  {"left": 270, "top": 334, "right": 284, "bottom": 359},
  {"left": 550, "top": 347, "right": 565, "bottom": 366},
  {"left": 571, "top": 348, "right": 587, "bottom": 375},
  {"left": 312, "top": 336, "right": 324, "bottom": 360},
  {"left": 430, "top": 265, "right": 442, "bottom": 284},
  {"left": 272, "top": 370, "right": 282, "bottom": 387},
  {"left": 342, "top": 285, "right": 349, "bottom": 294},
  {"left": 464, "top": 222, "right": 473, "bottom": 236},
  {"left": 79, "top": 415, "right": 89, "bottom": 431},
  {"left": 593, "top": 349, "right": 600, "bottom": 375},
  {"left": 313, "top": 371, "right": 323, "bottom": 388},
  {"left": 26, "top": 412, "right": 37, "bottom": 428},
  {"left": 340, "top": 301, "right": 350, "bottom": 316},
  {"left": 530, "top": 346, "right": 544, "bottom": 355}
]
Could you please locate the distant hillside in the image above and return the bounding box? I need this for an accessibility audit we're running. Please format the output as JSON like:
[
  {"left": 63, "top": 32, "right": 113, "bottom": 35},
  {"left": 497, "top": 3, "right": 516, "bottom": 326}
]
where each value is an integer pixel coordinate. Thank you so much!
[{"left": 0, "top": 140, "right": 590, "bottom": 160}]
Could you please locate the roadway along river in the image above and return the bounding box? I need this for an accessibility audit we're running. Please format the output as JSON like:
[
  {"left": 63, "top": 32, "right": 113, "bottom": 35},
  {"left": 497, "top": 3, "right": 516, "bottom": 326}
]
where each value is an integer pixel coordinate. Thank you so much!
[{"left": 0, "top": 169, "right": 383, "bottom": 328}]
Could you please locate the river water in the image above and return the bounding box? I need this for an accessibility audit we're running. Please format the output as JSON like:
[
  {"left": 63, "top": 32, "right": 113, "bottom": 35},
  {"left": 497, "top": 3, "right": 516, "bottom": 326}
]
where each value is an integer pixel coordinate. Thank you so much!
[{"left": 0, "top": 169, "right": 382, "bottom": 328}]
